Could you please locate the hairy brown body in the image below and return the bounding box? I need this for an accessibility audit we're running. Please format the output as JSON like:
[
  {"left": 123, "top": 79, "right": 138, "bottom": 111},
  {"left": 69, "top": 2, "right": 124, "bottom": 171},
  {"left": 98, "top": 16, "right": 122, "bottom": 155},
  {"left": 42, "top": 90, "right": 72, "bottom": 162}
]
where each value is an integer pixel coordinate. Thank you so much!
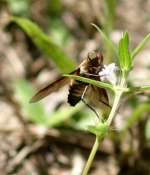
[{"left": 30, "top": 51, "right": 109, "bottom": 109}]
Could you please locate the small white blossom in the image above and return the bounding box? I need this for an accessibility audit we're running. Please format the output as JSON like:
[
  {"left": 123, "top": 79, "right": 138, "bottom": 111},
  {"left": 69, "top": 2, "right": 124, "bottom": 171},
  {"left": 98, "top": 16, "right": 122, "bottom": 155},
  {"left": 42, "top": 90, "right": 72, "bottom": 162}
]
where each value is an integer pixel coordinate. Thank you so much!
[{"left": 99, "top": 63, "right": 118, "bottom": 85}]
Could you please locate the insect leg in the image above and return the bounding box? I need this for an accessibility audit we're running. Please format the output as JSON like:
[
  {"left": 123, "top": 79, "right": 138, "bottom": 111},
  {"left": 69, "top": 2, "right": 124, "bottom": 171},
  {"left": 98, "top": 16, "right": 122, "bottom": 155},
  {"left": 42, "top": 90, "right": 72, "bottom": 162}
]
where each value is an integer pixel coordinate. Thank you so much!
[
  {"left": 81, "top": 86, "right": 100, "bottom": 119},
  {"left": 99, "top": 99, "right": 111, "bottom": 108}
]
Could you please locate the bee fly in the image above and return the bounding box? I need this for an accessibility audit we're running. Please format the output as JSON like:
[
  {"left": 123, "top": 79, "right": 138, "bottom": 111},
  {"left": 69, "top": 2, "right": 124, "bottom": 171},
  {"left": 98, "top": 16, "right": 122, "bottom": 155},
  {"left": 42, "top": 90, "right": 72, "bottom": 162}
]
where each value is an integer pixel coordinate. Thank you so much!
[{"left": 30, "top": 51, "right": 109, "bottom": 118}]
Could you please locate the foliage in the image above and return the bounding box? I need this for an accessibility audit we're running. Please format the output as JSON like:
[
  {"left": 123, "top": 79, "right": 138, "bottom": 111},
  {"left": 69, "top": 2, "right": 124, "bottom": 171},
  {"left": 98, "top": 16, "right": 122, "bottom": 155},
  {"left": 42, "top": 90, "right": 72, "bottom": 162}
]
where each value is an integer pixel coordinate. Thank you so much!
[
  {"left": 103, "top": 0, "right": 117, "bottom": 35},
  {"left": 118, "top": 32, "right": 132, "bottom": 72},
  {"left": 11, "top": 17, "right": 76, "bottom": 73},
  {"left": 88, "top": 122, "right": 109, "bottom": 137},
  {"left": 13, "top": 79, "right": 48, "bottom": 124},
  {"left": 145, "top": 118, "right": 150, "bottom": 142},
  {"left": 64, "top": 74, "right": 114, "bottom": 91},
  {"left": 13, "top": 79, "right": 84, "bottom": 127},
  {"left": 131, "top": 33, "right": 150, "bottom": 59},
  {"left": 6, "top": 0, "right": 31, "bottom": 17},
  {"left": 92, "top": 24, "right": 118, "bottom": 57}
]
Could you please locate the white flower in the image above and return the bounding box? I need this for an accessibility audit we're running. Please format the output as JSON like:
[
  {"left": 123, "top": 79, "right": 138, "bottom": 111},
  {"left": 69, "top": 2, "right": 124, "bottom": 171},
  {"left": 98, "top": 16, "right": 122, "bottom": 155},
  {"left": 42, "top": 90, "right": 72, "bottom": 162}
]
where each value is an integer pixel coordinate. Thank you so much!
[{"left": 99, "top": 63, "right": 118, "bottom": 85}]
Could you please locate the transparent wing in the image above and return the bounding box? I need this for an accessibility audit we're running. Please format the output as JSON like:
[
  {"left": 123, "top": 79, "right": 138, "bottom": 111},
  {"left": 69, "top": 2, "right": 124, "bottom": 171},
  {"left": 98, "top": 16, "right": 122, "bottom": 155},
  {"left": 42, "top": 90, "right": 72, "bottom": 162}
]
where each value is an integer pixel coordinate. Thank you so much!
[{"left": 30, "top": 70, "right": 78, "bottom": 103}]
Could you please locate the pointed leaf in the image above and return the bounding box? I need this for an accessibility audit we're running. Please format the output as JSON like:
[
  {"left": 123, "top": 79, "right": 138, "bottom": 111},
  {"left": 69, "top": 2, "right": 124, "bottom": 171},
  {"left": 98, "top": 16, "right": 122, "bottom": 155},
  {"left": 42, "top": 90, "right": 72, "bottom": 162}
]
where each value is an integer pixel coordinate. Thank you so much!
[
  {"left": 121, "top": 103, "right": 150, "bottom": 133},
  {"left": 11, "top": 17, "right": 76, "bottom": 73},
  {"left": 13, "top": 79, "right": 48, "bottom": 124},
  {"left": 118, "top": 32, "right": 132, "bottom": 71},
  {"left": 88, "top": 122, "right": 108, "bottom": 136},
  {"left": 92, "top": 24, "right": 118, "bottom": 56},
  {"left": 46, "top": 103, "right": 84, "bottom": 127},
  {"left": 130, "top": 85, "right": 150, "bottom": 92},
  {"left": 64, "top": 74, "right": 114, "bottom": 91},
  {"left": 131, "top": 33, "right": 150, "bottom": 59},
  {"left": 138, "top": 85, "right": 150, "bottom": 91}
]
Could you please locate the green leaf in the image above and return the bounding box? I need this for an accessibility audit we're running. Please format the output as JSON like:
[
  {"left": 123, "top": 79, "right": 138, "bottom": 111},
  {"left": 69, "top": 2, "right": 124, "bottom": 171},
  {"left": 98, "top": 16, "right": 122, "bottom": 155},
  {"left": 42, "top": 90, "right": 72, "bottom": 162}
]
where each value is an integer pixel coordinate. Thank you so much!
[
  {"left": 13, "top": 79, "right": 48, "bottom": 124},
  {"left": 137, "top": 85, "right": 150, "bottom": 91},
  {"left": 145, "top": 117, "right": 150, "bottom": 142},
  {"left": 92, "top": 24, "right": 118, "bottom": 56},
  {"left": 88, "top": 122, "right": 108, "bottom": 136},
  {"left": 64, "top": 74, "right": 114, "bottom": 91},
  {"left": 121, "top": 103, "right": 150, "bottom": 134},
  {"left": 13, "top": 79, "right": 84, "bottom": 127},
  {"left": 11, "top": 17, "right": 76, "bottom": 73},
  {"left": 131, "top": 33, "right": 150, "bottom": 59},
  {"left": 104, "top": 0, "right": 117, "bottom": 34},
  {"left": 6, "top": 0, "right": 30, "bottom": 16},
  {"left": 118, "top": 32, "right": 132, "bottom": 71},
  {"left": 130, "top": 85, "right": 150, "bottom": 93},
  {"left": 46, "top": 103, "right": 84, "bottom": 127},
  {"left": 50, "top": 20, "right": 70, "bottom": 46},
  {"left": 72, "top": 111, "right": 98, "bottom": 130},
  {"left": 48, "top": 0, "right": 62, "bottom": 16}
]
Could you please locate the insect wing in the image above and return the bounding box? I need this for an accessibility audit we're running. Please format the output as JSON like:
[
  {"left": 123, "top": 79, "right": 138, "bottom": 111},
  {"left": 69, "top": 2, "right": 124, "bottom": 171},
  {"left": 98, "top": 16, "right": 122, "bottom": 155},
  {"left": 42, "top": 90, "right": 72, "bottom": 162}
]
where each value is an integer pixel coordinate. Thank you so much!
[
  {"left": 30, "top": 69, "right": 79, "bottom": 103},
  {"left": 89, "top": 86, "right": 109, "bottom": 107},
  {"left": 30, "top": 77, "right": 71, "bottom": 103}
]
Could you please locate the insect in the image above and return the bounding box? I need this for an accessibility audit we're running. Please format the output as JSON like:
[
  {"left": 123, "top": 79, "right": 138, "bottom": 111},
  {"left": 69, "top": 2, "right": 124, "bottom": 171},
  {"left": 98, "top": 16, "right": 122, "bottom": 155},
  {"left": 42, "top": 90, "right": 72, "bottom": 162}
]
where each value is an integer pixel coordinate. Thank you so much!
[{"left": 30, "top": 51, "right": 109, "bottom": 118}]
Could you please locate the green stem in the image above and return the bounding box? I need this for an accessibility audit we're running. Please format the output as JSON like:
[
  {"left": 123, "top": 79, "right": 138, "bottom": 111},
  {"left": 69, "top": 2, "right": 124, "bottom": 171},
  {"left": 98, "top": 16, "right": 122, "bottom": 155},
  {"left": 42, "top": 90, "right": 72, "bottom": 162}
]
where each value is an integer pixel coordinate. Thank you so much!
[
  {"left": 82, "top": 136, "right": 101, "bottom": 175},
  {"left": 82, "top": 72, "right": 127, "bottom": 175},
  {"left": 107, "top": 72, "right": 126, "bottom": 125},
  {"left": 106, "top": 91, "right": 122, "bottom": 125},
  {"left": 82, "top": 91, "right": 123, "bottom": 175}
]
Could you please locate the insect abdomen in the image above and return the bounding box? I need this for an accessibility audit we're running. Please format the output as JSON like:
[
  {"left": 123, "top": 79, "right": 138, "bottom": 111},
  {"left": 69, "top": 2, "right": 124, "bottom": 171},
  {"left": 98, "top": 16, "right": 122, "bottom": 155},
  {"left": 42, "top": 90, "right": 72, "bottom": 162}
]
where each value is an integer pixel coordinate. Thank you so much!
[{"left": 68, "top": 81, "right": 86, "bottom": 106}]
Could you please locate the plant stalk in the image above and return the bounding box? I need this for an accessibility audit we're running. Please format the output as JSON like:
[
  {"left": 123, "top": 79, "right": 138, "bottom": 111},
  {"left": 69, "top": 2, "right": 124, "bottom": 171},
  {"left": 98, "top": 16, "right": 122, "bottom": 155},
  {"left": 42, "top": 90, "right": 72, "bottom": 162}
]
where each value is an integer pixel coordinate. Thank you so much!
[
  {"left": 107, "top": 73, "right": 126, "bottom": 125},
  {"left": 82, "top": 73, "right": 126, "bottom": 175},
  {"left": 106, "top": 91, "right": 122, "bottom": 125},
  {"left": 82, "top": 136, "right": 102, "bottom": 175}
]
